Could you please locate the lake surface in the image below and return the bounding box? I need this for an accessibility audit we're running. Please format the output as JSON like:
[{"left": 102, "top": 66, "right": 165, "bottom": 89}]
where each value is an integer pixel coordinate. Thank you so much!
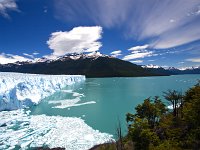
[
  {"left": 1, "top": 74, "right": 200, "bottom": 149},
  {"left": 30, "top": 74, "right": 200, "bottom": 136}
]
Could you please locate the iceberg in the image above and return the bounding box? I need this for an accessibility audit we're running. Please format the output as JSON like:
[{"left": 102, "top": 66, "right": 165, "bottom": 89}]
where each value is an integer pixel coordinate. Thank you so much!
[
  {"left": 0, "top": 110, "right": 113, "bottom": 150},
  {"left": 0, "top": 72, "right": 85, "bottom": 111}
]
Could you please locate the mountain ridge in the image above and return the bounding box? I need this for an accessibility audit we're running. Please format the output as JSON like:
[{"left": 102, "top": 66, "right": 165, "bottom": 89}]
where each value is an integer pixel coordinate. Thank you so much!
[
  {"left": 0, "top": 53, "right": 162, "bottom": 78},
  {"left": 1, "top": 53, "right": 199, "bottom": 77}
]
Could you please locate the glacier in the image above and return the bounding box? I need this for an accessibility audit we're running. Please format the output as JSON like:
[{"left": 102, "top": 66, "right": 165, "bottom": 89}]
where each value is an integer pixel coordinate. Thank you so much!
[{"left": 0, "top": 72, "right": 85, "bottom": 111}]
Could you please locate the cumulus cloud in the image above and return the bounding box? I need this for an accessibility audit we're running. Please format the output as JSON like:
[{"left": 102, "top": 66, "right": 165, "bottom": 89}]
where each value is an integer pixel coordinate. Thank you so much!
[
  {"left": 0, "top": 0, "right": 19, "bottom": 18},
  {"left": 110, "top": 50, "right": 122, "bottom": 57},
  {"left": 54, "top": 0, "right": 200, "bottom": 49},
  {"left": 47, "top": 26, "right": 103, "bottom": 57},
  {"left": 0, "top": 53, "right": 32, "bottom": 64},
  {"left": 186, "top": 58, "right": 200, "bottom": 63}
]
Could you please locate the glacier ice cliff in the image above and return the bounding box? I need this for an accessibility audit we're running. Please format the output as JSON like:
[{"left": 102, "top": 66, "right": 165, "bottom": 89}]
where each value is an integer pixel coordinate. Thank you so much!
[{"left": 0, "top": 72, "right": 85, "bottom": 111}]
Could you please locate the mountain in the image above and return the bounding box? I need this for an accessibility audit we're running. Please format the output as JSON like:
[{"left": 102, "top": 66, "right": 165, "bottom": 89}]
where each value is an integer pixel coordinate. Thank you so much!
[
  {"left": 142, "top": 64, "right": 200, "bottom": 75},
  {"left": 168, "top": 66, "right": 200, "bottom": 74},
  {"left": 0, "top": 53, "right": 162, "bottom": 78}
]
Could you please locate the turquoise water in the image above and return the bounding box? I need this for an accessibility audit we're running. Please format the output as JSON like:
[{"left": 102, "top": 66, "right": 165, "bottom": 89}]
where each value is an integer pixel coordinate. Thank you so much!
[{"left": 30, "top": 75, "right": 200, "bottom": 137}]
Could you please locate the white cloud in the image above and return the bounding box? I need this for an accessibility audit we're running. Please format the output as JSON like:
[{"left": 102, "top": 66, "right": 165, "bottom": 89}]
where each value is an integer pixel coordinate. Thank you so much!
[
  {"left": 148, "top": 59, "right": 156, "bottom": 62},
  {"left": 151, "top": 22, "right": 200, "bottom": 49},
  {"left": 123, "top": 44, "right": 156, "bottom": 61},
  {"left": 178, "top": 61, "right": 185, "bottom": 64},
  {"left": 170, "top": 19, "right": 175, "bottom": 23},
  {"left": 123, "top": 51, "right": 153, "bottom": 61},
  {"left": 54, "top": 0, "right": 200, "bottom": 49},
  {"left": 186, "top": 58, "right": 200, "bottom": 63},
  {"left": 0, "top": 0, "right": 19, "bottom": 18},
  {"left": 128, "top": 0, "right": 200, "bottom": 49},
  {"left": 47, "top": 26, "right": 103, "bottom": 57},
  {"left": 131, "top": 60, "right": 143, "bottom": 63},
  {"left": 23, "top": 53, "right": 34, "bottom": 59},
  {"left": 54, "top": 0, "right": 132, "bottom": 28},
  {"left": 128, "top": 45, "right": 149, "bottom": 51},
  {"left": 110, "top": 50, "right": 121, "bottom": 55},
  {"left": 33, "top": 52, "right": 39, "bottom": 55},
  {"left": 110, "top": 50, "right": 122, "bottom": 57},
  {"left": 0, "top": 53, "right": 32, "bottom": 64}
]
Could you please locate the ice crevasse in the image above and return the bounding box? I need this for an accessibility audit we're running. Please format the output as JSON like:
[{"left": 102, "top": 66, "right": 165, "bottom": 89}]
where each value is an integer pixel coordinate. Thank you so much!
[{"left": 0, "top": 72, "right": 85, "bottom": 111}]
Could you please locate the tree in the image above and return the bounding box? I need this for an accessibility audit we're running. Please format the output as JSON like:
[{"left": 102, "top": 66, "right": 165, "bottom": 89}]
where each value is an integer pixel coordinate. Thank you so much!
[
  {"left": 163, "top": 90, "right": 183, "bottom": 117},
  {"left": 126, "top": 97, "right": 167, "bottom": 149},
  {"left": 116, "top": 119, "right": 124, "bottom": 150},
  {"left": 183, "top": 81, "right": 200, "bottom": 127}
]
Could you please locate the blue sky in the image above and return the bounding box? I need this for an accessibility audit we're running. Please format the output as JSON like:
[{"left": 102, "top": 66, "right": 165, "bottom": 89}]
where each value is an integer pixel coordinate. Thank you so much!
[{"left": 0, "top": 0, "right": 200, "bottom": 68}]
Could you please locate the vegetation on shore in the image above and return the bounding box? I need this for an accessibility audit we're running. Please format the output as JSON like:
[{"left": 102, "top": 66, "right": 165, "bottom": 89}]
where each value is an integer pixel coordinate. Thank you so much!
[{"left": 91, "top": 81, "right": 200, "bottom": 150}]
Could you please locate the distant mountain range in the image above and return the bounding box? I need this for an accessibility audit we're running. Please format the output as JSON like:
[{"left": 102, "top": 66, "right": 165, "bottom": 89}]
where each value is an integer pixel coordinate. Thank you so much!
[
  {"left": 142, "top": 64, "right": 200, "bottom": 75},
  {"left": 0, "top": 53, "right": 199, "bottom": 77}
]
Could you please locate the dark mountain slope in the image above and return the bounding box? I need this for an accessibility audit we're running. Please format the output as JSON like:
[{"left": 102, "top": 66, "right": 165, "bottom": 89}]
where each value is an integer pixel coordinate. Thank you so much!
[{"left": 0, "top": 56, "right": 162, "bottom": 78}]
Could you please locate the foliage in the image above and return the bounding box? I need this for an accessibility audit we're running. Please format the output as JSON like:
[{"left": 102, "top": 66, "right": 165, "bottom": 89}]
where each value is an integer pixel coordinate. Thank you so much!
[
  {"left": 125, "top": 81, "right": 200, "bottom": 149},
  {"left": 163, "top": 90, "right": 183, "bottom": 118}
]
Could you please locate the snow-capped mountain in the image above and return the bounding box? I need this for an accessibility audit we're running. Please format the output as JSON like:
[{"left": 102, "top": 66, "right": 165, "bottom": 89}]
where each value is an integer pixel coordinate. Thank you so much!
[
  {"left": 142, "top": 64, "right": 162, "bottom": 69},
  {"left": 178, "top": 66, "right": 200, "bottom": 71},
  {"left": 2, "top": 52, "right": 111, "bottom": 66},
  {"left": 0, "top": 53, "right": 159, "bottom": 77},
  {"left": 143, "top": 64, "right": 200, "bottom": 75}
]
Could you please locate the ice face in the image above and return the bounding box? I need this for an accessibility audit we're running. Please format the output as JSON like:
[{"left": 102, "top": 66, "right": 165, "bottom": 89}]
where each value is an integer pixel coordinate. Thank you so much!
[
  {"left": 0, "top": 110, "right": 114, "bottom": 150},
  {"left": 0, "top": 72, "right": 85, "bottom": 111}
]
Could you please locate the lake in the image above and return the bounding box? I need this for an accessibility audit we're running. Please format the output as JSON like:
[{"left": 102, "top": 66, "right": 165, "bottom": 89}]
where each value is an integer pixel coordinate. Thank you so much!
[
  {"left": 30, "top": 74, "right": 200, "bottom": 136},
  {"left": 1, "top": 74, "right": 200, "bottom": 149}
]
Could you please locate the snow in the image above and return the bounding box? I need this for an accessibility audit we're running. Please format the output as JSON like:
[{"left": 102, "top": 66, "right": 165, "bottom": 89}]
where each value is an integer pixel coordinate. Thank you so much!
[
  {"left": 142, "top": 64, "right": 161, "bottom": 69},
  {"left": 0, "top": 110, "right": 113, "bottom": 150},
  {"left": 0, "top": 72, "right": 85, "bottom": 111},
  {"left": 179, "top": 66, "right": 200, "bottom": 70}
]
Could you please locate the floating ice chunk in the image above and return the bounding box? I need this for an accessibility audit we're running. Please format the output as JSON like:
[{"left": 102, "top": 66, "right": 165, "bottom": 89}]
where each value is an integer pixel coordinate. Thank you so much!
[
  {"left": 0, "top": 110, "right": 113, "bottom": 150},
  {"left": 72, "top": 92, "right": 85, "bottom": 97},
  {"left": 61, "top": 90, "right": 73, "bottom": 93},
  {"left": 74, "top": 101, "right": 96, "bottom": 107},
  {"left": 49, "top": 98, "right": 96, "bottom": 109},
  {"left": 49, "top": 98, "right": 80, "bottom": 109},
  {"left": 0, "top": 72, "right": 85, "bottom": 111}
]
